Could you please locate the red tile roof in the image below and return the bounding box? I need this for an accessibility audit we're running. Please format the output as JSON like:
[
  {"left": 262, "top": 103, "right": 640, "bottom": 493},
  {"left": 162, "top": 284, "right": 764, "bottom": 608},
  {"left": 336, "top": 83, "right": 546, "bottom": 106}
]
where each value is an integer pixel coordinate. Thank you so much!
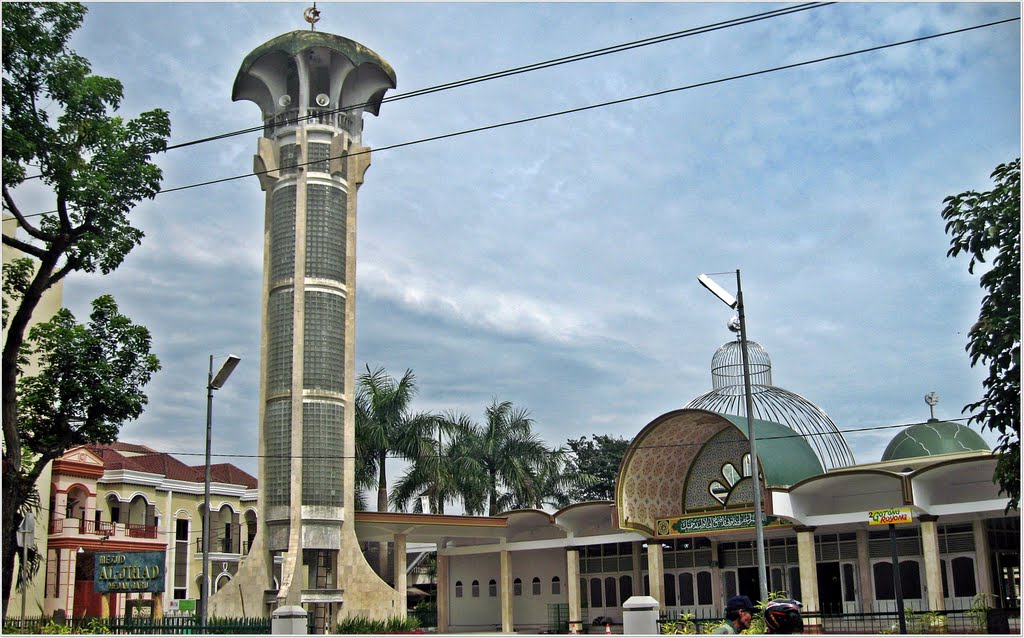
[{"left": 86, "top": 443, "right": 257, "bottom": 488}]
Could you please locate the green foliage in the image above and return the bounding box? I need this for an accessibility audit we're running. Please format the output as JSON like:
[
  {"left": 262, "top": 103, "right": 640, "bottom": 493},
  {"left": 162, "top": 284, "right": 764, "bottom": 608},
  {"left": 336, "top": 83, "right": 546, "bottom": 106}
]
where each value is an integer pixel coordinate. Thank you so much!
[
  {"left": 966, "top": 592, "right": 997, "bottom": 632},
  {"left": 1, "top": 1, "right": 169, "bottom": 612},
  {"left": 565, "top": 434, "right": 630, "bottom": 502},
  {"left": 18, "top": 295, "right": 160, "bottom": 452},
  {"left": 335, "top": 614, "right": 421, "bottom": 634},
  {"left": 941, "top": 158, "right": 1021, "bottom": 510},
  {"left": 411, "top": 599, "right": 436, "bottom": 627},
  {"left": 2, "top": 257, "right": 33, "bottom": 331},
  {"left": 659, "top": 613, "right": 696, "bottom": 634},
  {"left": 355, "top": 365, "right": 438, "bottom": 512}
]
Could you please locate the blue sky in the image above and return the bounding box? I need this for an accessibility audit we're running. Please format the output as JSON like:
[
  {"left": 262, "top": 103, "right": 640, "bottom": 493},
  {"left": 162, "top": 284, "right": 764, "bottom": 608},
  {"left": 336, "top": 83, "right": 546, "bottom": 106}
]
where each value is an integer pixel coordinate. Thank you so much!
[{"left": 14, "top": 3, "right": 1019, "bottom": 495}]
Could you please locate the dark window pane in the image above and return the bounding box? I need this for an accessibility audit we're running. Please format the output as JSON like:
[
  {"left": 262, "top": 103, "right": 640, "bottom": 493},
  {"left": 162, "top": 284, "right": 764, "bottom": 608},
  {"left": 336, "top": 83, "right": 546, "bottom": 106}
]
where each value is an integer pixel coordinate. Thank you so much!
[
  {"left": 591, "top": 578, "right": 603, "bottom": 607},
  {"left": 679, "top": 573, "right": 694, "bottom": 606},
  {"left": 697, "top": 572, "right": 712, "bottom": 605},
  {"left": 843, "top": 563, "right": 856, "bottom": 602},
  {"left": 788, "top": 567, "right": 802, "bottom": 602},
  {"left": 900, "top": 561, "right": 922, "bottom": 599},
  {"left": 619, "top": 575, "right": 632, "bottom": 602},
  {"left": 605, "top": 577, "right": 617, "bottom": 607},
  {"left": 874, "top": 562, "right": 894, "bottom": 600},
  {"left": 664, "top": 574, "right": 676, "bottom": 606},
  {"left": 952, "top": 557, "right": 977, "bottom": 597}
]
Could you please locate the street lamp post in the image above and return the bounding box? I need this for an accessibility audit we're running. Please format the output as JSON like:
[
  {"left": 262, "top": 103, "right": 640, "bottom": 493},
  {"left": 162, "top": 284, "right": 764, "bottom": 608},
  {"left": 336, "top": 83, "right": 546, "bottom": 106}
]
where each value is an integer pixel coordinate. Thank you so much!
[
  {"left": 201, "top": 354, "right": 241, "bottom": 633},
  {"left": 698, "top": 270, "right": 769, "bottom": 603}
]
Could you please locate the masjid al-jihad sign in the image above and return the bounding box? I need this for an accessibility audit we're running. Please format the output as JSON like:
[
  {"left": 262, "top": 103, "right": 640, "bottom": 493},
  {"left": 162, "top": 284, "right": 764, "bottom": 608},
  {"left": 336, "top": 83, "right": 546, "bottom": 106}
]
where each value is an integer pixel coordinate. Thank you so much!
[{"left": 94, "top": 552, "right": 165, "bottom": 593}]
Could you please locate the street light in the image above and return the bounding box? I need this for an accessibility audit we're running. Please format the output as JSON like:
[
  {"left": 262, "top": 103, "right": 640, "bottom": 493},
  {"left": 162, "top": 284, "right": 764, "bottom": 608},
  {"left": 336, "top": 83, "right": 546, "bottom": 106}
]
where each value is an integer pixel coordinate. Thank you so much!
[
  {"left": 697, "top": 270, "right": 768, "bottom": 603},
  {"left": 201, "top": 354, "right": 241, "bottom": 633}
]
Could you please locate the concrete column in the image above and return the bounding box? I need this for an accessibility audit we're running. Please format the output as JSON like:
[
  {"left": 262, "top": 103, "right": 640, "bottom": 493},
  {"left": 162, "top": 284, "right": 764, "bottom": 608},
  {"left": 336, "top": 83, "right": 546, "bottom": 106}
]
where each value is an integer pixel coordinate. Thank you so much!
[
  {"left": 646, "top": 542, "right": 664, "bottom": 608},
  {"left": 500, "top": 550, "right": 513, "bottom": 632},
  {"left": 437, "top": 548, "right": 449, "bottom": 633},
  {"left": 710, "top": 541, "right": 723, "bottom": 609},
  {"left": 632, "top": 542, "right": 644, "bottom": 596},
  {"left": 856, "top": 528, "right": 875, "bottom": 611},
  {"left": 567, "top": 549, "right": 582, "bottom": 632},
  {"left": 973, "top": 519, "right": 993, "bottom": 596},
  {"left": 795, "top": 526, "right": 820, "bottom": 629},
  {"left": 920, "top": 515, "right": 944, "bottom": 612},
  {"left": 394, "top": 533, "right": 407, "bottom": 617}
]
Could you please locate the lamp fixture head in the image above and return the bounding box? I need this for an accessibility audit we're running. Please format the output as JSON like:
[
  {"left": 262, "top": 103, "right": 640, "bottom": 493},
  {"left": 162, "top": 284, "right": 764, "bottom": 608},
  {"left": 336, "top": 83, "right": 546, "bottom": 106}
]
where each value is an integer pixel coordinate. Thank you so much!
[
  {"left": 697, "top": 273, "right": 738, "bottom": 309},
  {"left": 210, "top": 355, "right": 241, "bottom": 390}
]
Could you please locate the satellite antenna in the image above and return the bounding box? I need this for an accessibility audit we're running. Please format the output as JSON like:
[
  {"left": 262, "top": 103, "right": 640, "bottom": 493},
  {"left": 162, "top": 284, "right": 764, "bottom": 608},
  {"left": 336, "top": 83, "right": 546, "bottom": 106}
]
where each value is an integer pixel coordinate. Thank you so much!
[{"left": 924, "top": 391, "right": 939, "bottom": 420}]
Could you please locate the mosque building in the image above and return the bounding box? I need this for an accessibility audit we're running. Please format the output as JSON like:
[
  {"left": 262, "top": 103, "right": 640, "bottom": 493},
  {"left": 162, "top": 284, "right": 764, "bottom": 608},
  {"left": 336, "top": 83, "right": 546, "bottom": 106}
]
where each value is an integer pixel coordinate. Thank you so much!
[{"left": 355, "top": 336, "right": 1019, "bottom": 633}]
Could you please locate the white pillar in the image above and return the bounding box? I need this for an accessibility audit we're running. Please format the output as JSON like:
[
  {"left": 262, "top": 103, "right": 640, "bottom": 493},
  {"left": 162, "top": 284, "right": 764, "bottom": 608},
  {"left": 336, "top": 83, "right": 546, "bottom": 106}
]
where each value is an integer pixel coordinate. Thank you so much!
[
  {"left": 710, "top": 541, "right": 723, "bottom": 610},
  {"left": 500, "top": 550, "right": 513, "bottom": 632},
  {"left": 567, "top": 549, "right": 582, "bottom": 633},
  {"left": 973, "top": 519, "right": 993, "bottom": 596},
  {"left": 920, "top": 515, "right": 944, "bottom": 612},
  {"left": 646, "top": 542, "right": 664, "bottom": 609},
  {"left": 856, "top": 527, "right": 875, "bottom": 611},
  {"left": 394, "top": 533, "right": 407, "bottom": 618},
  {"left": 795, "top": 526, "right": 820, "bottom": 630},
  {"left": 437, "top": 545, "right": 449, "bottom": 633}
]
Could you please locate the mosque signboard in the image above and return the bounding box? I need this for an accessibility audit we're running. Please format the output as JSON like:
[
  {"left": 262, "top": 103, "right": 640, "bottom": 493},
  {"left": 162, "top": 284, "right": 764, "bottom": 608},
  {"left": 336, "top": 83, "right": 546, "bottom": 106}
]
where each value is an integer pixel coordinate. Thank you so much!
[
  {"left": 655, "top": 510, "right": 788, "bottom": 537},
  {"left": 94, "top": 551, "right": 165, "bottom": 593}
]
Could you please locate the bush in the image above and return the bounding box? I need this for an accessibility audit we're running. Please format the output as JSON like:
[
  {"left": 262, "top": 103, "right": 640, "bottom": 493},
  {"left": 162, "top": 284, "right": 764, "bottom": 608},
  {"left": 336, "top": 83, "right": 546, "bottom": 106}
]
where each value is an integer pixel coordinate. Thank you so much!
[{"left": 335, "top": 614, "right": 422, "bottom": 634}]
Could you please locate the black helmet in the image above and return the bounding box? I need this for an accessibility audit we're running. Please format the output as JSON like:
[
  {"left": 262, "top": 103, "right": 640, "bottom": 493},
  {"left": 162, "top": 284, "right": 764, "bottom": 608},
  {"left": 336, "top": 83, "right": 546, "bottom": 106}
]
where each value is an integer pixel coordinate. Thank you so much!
[{"left": 764, "top": 599, "right": 803, "bottom": 634}]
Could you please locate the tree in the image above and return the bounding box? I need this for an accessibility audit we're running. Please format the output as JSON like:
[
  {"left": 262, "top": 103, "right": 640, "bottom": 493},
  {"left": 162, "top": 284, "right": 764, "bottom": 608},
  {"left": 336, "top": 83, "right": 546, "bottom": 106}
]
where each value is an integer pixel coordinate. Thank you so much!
[
  {"left": 389, "top": 410, "right": 472, "bottom": 515},
  {"left": 564, "top": 434, "right": 630, "bottom": 502},
  {"left": 354, "top": 366, "right": 438, "bottom": 513},
  {"left": 1, "top": 2, "right": 169, "bottom": 612},
  {"left": 2, "top": 296, "right": 159, "bottom": 610},
  {"left": 451, "top": 399, "right": 552, "bottom": 516},
  {"left": 941, "top": 158, "right": 1020, "bottom": 511},
  {"left": 499, "top": 446, "right": 589, "bottom": 511}
]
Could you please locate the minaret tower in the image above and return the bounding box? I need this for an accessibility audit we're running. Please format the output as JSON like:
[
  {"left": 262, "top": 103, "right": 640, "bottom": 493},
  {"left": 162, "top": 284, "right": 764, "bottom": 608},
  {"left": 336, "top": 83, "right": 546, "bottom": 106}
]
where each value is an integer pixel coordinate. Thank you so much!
[{"left": 211, "top": 10, "right": 400, "bottom": 625}]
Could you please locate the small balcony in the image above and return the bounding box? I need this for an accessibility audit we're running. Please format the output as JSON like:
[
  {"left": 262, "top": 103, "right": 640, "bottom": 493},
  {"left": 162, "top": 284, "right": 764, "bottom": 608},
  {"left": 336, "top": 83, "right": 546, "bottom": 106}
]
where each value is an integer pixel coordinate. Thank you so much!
[{"left": 48, "top": 517, "right": 158, "bottom": 542}]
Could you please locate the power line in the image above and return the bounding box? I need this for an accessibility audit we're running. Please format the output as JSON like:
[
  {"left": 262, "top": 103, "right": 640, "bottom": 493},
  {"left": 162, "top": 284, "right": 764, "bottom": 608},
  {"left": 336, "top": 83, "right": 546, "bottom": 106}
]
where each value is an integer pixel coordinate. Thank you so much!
[
  {"left": 14, "top": 2, "right": 834, "bottom": 180},
  {"left": 8, "top": 16, "right": 1017, "bottom": 221}
]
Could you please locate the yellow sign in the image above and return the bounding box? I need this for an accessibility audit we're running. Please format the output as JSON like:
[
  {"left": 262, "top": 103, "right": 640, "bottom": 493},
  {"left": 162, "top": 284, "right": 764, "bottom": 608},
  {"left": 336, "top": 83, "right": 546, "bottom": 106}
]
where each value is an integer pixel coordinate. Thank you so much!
[{"left": 868, "top": 508, "right": 913, "bottom": 525}]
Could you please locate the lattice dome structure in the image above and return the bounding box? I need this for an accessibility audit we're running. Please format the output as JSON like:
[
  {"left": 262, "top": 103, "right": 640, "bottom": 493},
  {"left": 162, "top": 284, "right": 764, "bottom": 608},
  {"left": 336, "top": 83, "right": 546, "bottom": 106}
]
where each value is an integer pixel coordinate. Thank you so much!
[{"left": 686, "top": 338, "right": 856, "bottom": 470}]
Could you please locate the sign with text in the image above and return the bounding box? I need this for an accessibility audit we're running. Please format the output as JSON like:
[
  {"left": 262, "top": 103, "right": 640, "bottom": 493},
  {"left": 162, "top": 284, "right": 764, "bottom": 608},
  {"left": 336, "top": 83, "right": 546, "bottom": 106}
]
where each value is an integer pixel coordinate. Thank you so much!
[
  {"left": 656, "top": 511, "right": 784, "bottom": 537},
  {"left": 868, "top": 508, "right": 914, "bottom": 525},
  {"left": 94, "top": 551, "right": 165, "bottom": 593}
]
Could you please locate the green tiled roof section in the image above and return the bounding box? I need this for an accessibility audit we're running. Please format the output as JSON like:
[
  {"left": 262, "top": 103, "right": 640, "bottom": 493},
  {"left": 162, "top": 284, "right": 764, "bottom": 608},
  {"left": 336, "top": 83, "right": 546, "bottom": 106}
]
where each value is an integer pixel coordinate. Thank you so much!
[
  {"left": 238, "top": 30, "right": 396, "bottom": 85},
  {"left": 881, "top": 420, "right": 990, "bottom": 461},
  {"left": 719, "top": 414, "right": 825, "bottom": 486}
]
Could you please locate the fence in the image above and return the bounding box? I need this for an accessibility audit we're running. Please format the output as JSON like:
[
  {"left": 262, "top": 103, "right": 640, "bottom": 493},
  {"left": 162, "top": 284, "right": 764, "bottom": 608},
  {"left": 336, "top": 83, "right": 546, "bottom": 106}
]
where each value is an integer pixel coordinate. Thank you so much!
[
  {"left": 3, "top": 615, "right": 270, "bottom": 635},
  {"left": 659, "top": 606, "right": 1020, "bottom": 634}
]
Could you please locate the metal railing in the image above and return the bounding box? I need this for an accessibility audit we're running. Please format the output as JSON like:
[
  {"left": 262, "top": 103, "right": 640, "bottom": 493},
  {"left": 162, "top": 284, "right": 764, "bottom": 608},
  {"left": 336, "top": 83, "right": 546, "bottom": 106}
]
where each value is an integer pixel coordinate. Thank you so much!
[{"left": 263, "top": 107, "right": 359, "bottom": 137}]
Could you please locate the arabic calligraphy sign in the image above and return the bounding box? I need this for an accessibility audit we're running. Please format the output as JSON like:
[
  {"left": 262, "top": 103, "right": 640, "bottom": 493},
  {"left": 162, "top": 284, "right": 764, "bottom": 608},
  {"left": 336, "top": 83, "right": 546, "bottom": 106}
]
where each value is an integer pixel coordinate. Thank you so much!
[{"left": 655, "top": 511, "right": 785, "bottom": 537}]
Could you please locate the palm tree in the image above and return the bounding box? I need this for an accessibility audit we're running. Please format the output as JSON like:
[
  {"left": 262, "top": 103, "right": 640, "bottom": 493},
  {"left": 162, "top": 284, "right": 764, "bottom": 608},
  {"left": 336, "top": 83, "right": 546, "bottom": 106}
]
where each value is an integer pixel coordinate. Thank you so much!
[
  {"left": 355, "top": 365, "right": 438, "bottom": 512},
  {"left": 390, "top": 410, "right": 472, "bottom": 515},
  {"left": 455, "top": 399, "right": 552, "bottom": 516},
  {"left": 499, "top": 446, "right": 595, "bottom": 511}
]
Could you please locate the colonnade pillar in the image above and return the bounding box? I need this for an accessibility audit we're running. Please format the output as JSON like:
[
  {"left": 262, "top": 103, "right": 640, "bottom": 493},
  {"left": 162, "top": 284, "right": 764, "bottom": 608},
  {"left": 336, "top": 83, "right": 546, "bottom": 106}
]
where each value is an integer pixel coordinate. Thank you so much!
[
  {"left": 631, "top": 542, "right": 643, "bottom": 596},
  {"left": 795, "top": 526, "right": 820, "bottom": 630},
  {"left": 500, "top": 549, "right": 513, "bottom": 632},
  {"left": 710, "top": 541, "right": 723, "bottom": 607},
  {"left": 567, "top": 549, "right": 582, "bottom": 633},
  {"left": 856, "top": 528, "right": 875, "bottom": 611},
  {"left": 394, "top": 533, "right": 407, "bottom": 617},
  {"left": 436, "top": 545, "right": 449, "bottom": 633},
  {"left": 920, "top": 515, "right": 944, "bottom": 612},
  {"left": 972, "top": 519, "right": 994, "bottom": 596},
  {"left": 646, "top": 542, "right": 664, "bottom": 608}
]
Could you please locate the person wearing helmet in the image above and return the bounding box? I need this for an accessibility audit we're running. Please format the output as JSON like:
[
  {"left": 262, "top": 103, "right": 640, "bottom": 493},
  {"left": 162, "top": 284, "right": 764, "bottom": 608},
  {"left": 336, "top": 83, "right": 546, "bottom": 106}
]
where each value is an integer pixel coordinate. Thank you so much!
[{"left": 764, "top": 598, "right": 804, "bottom": 634}]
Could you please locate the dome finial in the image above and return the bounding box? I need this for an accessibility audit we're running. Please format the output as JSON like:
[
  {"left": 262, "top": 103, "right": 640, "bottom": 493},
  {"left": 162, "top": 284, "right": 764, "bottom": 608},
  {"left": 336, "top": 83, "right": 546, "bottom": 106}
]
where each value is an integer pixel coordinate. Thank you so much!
[
  {"left": 924, "top": 391, "right": 939, "bottom": 420},
  {"left": 304, "top": 3, "right": 321, "bottom": 31}
]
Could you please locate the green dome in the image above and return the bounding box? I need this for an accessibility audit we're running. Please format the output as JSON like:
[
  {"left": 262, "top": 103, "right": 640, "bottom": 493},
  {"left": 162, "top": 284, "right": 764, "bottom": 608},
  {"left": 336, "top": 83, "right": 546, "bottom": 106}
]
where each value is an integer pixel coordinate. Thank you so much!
[
  {"left": 881, "top": 419, "right": 990, "bottom": 461},
  {"left": 719, "top": 414, "right": 825, "bottom": 486}
]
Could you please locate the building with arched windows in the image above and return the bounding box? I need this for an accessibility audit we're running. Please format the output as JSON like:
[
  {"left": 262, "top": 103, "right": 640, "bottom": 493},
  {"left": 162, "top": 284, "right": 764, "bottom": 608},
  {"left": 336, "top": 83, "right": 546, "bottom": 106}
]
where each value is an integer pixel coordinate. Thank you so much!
[{"left": 19, "top": 442, "right": 257, "bottom": 620}]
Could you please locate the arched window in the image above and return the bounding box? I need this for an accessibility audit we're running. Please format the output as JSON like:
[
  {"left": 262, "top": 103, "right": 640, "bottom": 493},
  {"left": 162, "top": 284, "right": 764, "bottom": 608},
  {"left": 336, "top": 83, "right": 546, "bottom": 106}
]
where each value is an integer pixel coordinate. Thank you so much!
[
  {"left": 604, "top": 577, "right": 617, "bottom": 607},
  {"left": 843, "top": 563, "right": 856, "bottom": 602},
  {"left": 696, "top": 572, "right": 712, "bottom": 605},
  {"left": 581, "top": 579, "right": 588, "bottom": 607},
  {"left": 619, "top": 575, "right": 632, "bottom": 602},
  {"left": 551, "top": 576, "right": 561, "bottom": 595},
  {"left": 513, "top": 578, "right": 523, "bottom": 596},
  {"left": 679, "top": 573, "right": 694, "bottom": 606},
  {"left": 900, "top": 560, "right": 922, "bottom": 599},
  {"left": 590, "top": 578, "right": 603, "bottom": 607},
  {"left": 214, "top": 573, "right": 231, "bottom": 593},
  {"left": 472, "top": 580, "right": 480, "bottom": 597},
  {"left": 952, "top": 557, "right": 977, "bottom": 597},
  {"left": 455, "top": 580, "right": 463, "bottom": 598},
  {"left": 874, "top": 562, "right": 894, "bottom": 599},
  {"left": 663, "top": 573, "right": 676, "bottom": 606},
  {"left": 489, "top": 579, "right": 497, "bottom": 597}
]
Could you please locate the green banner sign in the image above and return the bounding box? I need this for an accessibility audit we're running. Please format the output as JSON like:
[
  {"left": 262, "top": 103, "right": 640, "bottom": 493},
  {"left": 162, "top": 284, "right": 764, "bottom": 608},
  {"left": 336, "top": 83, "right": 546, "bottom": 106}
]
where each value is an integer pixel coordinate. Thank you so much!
[
  {"left": 656, "top": 511, "right": 785, "bottom": 537},
  {"left": 94, "top": 551, "right": 165, "bottom": 593}
]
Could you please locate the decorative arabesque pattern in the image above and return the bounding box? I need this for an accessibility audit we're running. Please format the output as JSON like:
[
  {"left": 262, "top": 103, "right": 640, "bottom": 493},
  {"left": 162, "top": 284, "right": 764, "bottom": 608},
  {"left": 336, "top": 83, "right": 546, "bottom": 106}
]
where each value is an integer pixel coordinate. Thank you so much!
[{"left": 686, "top": 339, "right": 855, "bottom": 470}]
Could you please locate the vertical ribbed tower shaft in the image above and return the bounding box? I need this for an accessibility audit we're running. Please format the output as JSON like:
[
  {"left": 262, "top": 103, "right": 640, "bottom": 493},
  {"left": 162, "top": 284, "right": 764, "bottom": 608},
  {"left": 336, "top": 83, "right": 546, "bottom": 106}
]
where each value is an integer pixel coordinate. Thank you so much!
[{"left": 212, "top": 29, "right": 400, "bottom": 624}]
